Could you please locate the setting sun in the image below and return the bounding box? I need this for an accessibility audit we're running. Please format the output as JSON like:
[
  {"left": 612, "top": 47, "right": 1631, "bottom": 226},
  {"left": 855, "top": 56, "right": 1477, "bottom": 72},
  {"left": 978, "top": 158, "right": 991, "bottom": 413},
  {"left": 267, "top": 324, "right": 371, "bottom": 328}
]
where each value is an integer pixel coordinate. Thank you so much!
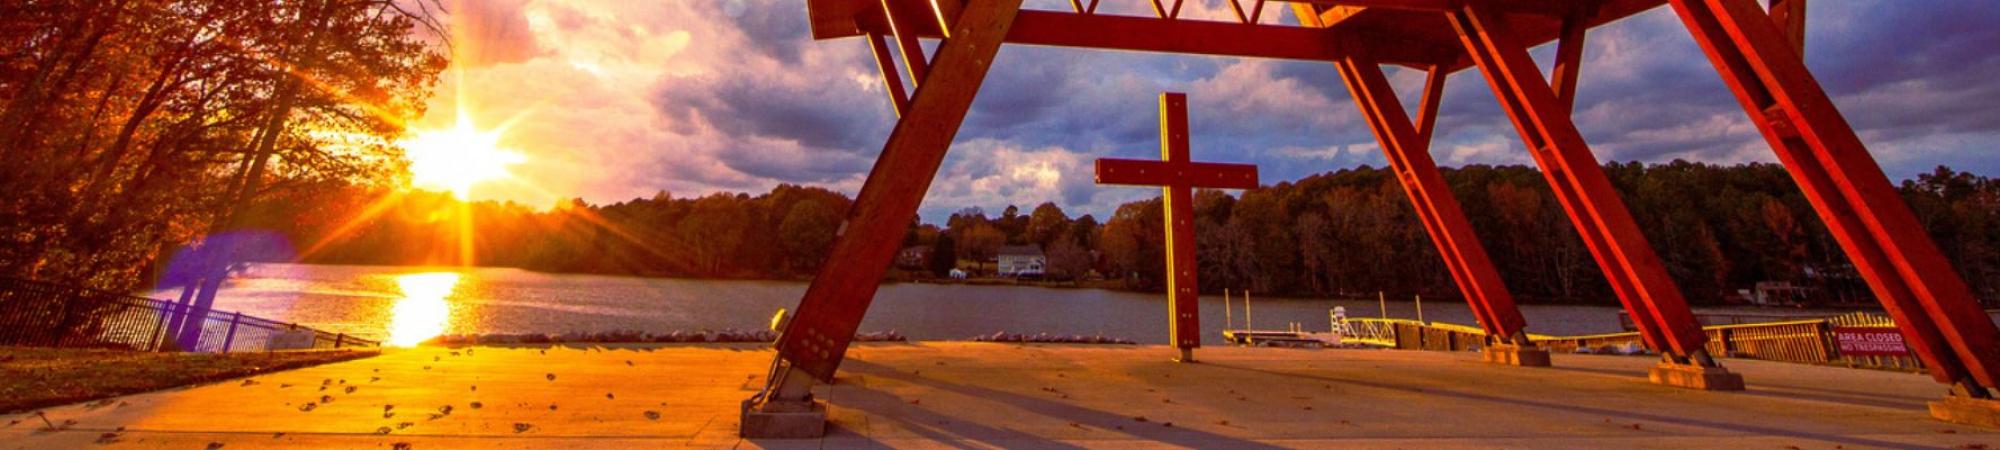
[{"left": 401, "top": 117, "right": 525, "bottom": 198}]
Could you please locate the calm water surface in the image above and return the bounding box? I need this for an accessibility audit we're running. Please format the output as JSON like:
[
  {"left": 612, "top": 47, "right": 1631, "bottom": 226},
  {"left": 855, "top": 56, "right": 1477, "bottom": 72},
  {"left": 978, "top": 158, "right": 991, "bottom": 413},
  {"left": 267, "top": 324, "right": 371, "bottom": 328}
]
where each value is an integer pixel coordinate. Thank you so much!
[{"left": 147, "top": 263, "right": 1842, "bottom": 345}]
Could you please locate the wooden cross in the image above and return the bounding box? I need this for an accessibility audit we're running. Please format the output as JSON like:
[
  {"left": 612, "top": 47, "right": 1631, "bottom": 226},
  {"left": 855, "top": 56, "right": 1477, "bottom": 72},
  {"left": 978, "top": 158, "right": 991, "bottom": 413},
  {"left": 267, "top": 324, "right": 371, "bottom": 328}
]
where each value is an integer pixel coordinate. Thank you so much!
[{"left": 1094, "top": 92, "right": 1258, "bottom": 362}]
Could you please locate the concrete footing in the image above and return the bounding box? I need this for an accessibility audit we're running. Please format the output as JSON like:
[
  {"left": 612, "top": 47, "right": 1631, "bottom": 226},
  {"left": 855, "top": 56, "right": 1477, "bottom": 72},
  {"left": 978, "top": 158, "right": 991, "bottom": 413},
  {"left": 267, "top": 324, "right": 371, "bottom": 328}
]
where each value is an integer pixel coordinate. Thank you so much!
[
  {"left": 1648, "top": 362, "right": 1746, "bottom": 391},
  {"left": 1481, "top": 344, "right": 1552, "bottom": 367},
  {"left": 1930, "top": 396, "right": 2000, "bottom": 428},
  {"left": 739, "top": 398, "right": 827, "bottom": 439}
]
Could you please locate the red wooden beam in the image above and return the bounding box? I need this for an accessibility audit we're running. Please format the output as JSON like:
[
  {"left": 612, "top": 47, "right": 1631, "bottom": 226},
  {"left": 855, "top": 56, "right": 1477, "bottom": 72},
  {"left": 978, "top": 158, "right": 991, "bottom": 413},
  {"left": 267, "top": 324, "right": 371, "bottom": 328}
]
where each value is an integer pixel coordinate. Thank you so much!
[
  {"left": 879, "top": 0, "right": 930, "bottom": 86},
  {"left": 1001, "top": 11, "right": 1354, "bottom": 62},
  {"left": 1765, "top": 0, "right": 1805, "bottom": 58},
  {"left": 1414, "top": 65, "right": 1446, "bottom": 146},
  {"left": 815, "top": 0, "right": 1670, "bottom": 71},
  {"left": 776, "top": 0, "right": 1023, "bottom": 382},
  {"left": 865, "top": 32, "right": 911, "bottom": 116},
  {"left": 1158, "top": 93, "right": 1200, "bottom": 356},
  {"left": 1670, "top": 0, "right": 2000, "bottom": 389},
  {"left": 1450, "top": 2, "right": 1710, "bottom": 359},
  {"left": 1335, "top": 40, "right": 1529, "bottom": 342},
  {"left": 1549, "top": 9, "right": 1589, "bottom": 114},
  {"left": 1095, "top": 159, "right": 1258, "bottom": 189},
  {"left": 1091, "top": 93, "right": 1260, "bottom": 359}
]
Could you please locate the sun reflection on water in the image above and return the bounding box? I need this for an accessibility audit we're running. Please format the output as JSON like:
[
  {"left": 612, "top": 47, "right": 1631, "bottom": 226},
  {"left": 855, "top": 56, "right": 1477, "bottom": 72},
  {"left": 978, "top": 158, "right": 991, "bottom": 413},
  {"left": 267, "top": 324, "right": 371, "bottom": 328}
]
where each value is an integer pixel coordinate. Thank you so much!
[{"left": 388, "top": 272, "right": 460, "bottom": 347}]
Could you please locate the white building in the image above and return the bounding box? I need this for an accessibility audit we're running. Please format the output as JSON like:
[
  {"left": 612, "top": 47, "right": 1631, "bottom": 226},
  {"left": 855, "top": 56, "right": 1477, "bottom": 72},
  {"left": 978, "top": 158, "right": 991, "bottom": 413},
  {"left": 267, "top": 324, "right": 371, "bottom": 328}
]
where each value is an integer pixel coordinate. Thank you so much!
[{"left": 995, "top": 245, "right": 1045, "bottom": 277}]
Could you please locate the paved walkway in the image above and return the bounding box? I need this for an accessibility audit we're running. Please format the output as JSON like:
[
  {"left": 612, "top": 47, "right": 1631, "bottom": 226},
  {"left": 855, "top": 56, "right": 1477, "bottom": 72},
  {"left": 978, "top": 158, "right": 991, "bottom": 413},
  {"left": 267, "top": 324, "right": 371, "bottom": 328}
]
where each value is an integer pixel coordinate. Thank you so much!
[{"left": 3, "top": 342, "right": 1995, "bottom": 449}]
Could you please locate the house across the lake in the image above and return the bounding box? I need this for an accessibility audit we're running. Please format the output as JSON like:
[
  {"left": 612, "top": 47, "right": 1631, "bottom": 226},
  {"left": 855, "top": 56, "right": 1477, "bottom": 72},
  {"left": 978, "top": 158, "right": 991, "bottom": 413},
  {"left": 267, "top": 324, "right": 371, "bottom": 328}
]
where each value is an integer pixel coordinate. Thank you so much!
[
  {"left": 896, "top": 245, "right": 930, "bottom": 269},
  {"left": 995, "top": 245, "right": 1045, "bottom": 278}
]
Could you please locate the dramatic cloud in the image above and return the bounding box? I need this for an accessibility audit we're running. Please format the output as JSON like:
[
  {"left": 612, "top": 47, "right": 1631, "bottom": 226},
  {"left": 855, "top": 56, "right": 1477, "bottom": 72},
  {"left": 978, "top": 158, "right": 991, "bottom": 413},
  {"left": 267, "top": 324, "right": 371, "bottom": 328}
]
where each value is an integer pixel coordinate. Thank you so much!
[{"left": 424, "top": 0, "right": 2000, "bottom": 221}]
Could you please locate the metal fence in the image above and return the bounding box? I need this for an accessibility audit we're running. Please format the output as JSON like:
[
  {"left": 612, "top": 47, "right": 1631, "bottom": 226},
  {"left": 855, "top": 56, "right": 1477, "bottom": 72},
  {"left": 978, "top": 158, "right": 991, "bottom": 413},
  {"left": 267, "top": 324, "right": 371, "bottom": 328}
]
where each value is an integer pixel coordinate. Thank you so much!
[
  {"left": 1351, "top": 312, "right": 1942, "bottom": 371},
  {"left": 0, "top": 278, "right": 376, "bottom": 352}
]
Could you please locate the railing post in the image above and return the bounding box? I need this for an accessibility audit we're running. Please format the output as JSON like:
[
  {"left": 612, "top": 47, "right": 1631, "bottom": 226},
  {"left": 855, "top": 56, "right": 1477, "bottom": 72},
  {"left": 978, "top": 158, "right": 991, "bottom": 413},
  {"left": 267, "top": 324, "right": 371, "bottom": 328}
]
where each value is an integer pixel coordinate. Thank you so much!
[
  {"left": 1718, "top": 328, "right": 1733, "bottom": 357},
  {"left": 145, "top": 302, "right": 169, "bottom": 352},
  {"left": 48, "top": 292, "right": 76, "bottom": 347},
  {"left": 335, "top": 333, "right": 345, "bottom": 348},
  {"left": 221, "top": 312, "right": 242, "bottom": 353}
]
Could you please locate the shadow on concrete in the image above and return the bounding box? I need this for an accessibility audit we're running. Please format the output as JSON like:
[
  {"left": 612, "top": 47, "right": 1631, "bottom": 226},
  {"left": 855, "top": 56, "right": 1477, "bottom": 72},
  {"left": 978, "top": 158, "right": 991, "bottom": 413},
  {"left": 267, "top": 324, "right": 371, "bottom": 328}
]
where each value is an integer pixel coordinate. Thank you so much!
[
  {"left": 1204, "top": 363, "right": 1932, "bottom": 450},
  {"left": 1734, "top": 388, "right": 1927, "bottom": 411},
  {"left": 842, "top": 360, "right": 1286, "bottom": 449},
  {"left": 833, "top": 384, "right": 1079, "bottom": 450},
  {"left": 1542, "top": 364, "right": 1647, "bottom": 379},
  {"left": 1550, "top": 360, "right": 1929, "bottom": 410}
]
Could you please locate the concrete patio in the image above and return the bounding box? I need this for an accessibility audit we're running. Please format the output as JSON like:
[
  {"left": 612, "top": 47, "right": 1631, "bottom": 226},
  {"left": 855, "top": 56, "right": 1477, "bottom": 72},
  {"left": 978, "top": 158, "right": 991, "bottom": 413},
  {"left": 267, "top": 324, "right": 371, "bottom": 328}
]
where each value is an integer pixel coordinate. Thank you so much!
[{"left": 3, "top": 342, "right": 1995, "bottom": 449}]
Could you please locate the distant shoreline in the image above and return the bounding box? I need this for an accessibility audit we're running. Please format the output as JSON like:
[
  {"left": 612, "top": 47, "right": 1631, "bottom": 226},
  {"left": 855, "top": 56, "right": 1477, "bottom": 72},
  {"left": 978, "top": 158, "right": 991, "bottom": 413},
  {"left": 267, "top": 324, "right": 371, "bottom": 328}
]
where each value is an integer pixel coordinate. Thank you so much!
[{"left": 241, "top": 261, "right": 1898, "bottom": 311}]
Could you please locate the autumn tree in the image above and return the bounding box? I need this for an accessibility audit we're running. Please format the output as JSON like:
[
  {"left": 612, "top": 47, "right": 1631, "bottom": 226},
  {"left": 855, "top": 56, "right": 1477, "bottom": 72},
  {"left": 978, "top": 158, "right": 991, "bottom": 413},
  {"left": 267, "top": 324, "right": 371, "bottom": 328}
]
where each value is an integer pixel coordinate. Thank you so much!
[
  {"left": 779, "top": 199, "right": 840, "bottom": 274},
  {"left": 1025, "top": 202, "right": 1071, "bottom": 246},
  {"left": 0, "top": 0, "right": 445, "bottom": 293},
  {"left": 956, "top": 222, "right": 1006, "bottom": 274}
]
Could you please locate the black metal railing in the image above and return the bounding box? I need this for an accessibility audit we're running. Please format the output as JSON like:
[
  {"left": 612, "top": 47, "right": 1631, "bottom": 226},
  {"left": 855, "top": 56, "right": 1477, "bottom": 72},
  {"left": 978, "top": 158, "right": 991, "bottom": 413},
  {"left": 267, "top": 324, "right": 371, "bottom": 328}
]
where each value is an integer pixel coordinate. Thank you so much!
[{"left": 0, "top": 278, "right": 376, "bottom": 352}]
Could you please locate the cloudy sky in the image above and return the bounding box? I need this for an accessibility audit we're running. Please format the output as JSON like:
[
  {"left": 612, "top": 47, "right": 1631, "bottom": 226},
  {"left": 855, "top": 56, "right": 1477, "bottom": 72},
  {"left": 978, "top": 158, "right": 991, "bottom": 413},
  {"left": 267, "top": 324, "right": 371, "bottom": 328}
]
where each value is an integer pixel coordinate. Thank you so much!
[{"left": 422, "top": 0, "right": 2000, "bottom": 223}]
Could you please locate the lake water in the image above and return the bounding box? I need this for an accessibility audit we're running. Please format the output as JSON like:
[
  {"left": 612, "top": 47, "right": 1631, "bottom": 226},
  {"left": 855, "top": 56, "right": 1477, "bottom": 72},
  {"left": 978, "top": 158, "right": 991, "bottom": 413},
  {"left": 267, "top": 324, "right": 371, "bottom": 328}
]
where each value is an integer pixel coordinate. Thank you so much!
[{"left": 147, "top": 263, "right": 1845, "bottom": 346}]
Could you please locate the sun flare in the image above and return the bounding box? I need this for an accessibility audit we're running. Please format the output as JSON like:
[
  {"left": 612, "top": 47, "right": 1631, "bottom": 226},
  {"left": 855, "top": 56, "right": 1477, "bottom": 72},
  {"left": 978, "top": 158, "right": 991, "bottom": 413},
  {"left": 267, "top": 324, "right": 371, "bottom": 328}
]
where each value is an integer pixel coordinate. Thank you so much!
[
  {"left": 387, "top": 272, "right": 460, "bottom": 347},
  {"left": 401, "top": 118, "right": 525, "bottom": 198}
]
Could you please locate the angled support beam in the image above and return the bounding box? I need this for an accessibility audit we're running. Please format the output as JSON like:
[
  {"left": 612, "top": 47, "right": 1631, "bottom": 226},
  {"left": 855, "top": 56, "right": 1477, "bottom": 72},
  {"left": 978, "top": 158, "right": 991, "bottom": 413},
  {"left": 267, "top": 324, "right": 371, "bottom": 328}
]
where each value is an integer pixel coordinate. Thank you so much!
[
  {"left": 1333, "top": 40, "right": 1528, "bottom": 344},
  {"left": 1449, "top": 2, "right": 1711, "bottom": 361},
  {"left": 865, "top": 32, "right": 911, "bottom": 116},
  {"left": 927, "top": 0, "right": 962, "bottom": 38},
  {"left": 880, "top": 0, "right": 930, "bottom": 86},
  {"left": 1765, "top": 0, "right": 1805, "bottom": 58},
  {"left": 1670, "top": 0, "right": 2000, "bottom": 391},
  {"left": 1227, "top": 0, "right": 1270, "bottom": 24},
  {"left": 1414, "top": 65, "right": 1446, "bottom": 147},
  {"left": 1549, "top": 8, "right": 1590, "bottom": 114},
  {"left": 773, "top": 0, "right": 1021, "bottom": 387}
]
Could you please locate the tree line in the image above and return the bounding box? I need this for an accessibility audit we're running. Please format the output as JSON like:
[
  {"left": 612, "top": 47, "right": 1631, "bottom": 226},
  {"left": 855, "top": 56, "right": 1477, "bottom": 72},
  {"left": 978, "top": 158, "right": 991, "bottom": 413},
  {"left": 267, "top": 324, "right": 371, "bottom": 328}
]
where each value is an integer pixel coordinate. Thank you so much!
[
  {"left": 267, "top": 162, "right": 2000, "bottom": 307},
  {"left": 0, "top": 0, "right": 447, "bottom": 293}
]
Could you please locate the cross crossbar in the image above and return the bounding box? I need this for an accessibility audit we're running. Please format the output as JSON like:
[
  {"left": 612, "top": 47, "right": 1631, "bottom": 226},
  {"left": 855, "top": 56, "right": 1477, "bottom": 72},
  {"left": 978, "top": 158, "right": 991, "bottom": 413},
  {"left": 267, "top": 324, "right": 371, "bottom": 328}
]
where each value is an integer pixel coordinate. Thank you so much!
[{"left": 1095, "top": 159, "right": 1259, "bottom": 190}]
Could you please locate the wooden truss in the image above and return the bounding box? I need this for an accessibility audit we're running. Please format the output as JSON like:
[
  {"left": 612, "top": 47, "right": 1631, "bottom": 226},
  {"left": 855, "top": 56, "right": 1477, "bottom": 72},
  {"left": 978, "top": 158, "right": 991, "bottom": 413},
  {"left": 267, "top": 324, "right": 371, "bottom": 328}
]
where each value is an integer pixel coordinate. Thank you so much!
[{"left": 766, "top": 0, "right": 2000, "bottom": 402}]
